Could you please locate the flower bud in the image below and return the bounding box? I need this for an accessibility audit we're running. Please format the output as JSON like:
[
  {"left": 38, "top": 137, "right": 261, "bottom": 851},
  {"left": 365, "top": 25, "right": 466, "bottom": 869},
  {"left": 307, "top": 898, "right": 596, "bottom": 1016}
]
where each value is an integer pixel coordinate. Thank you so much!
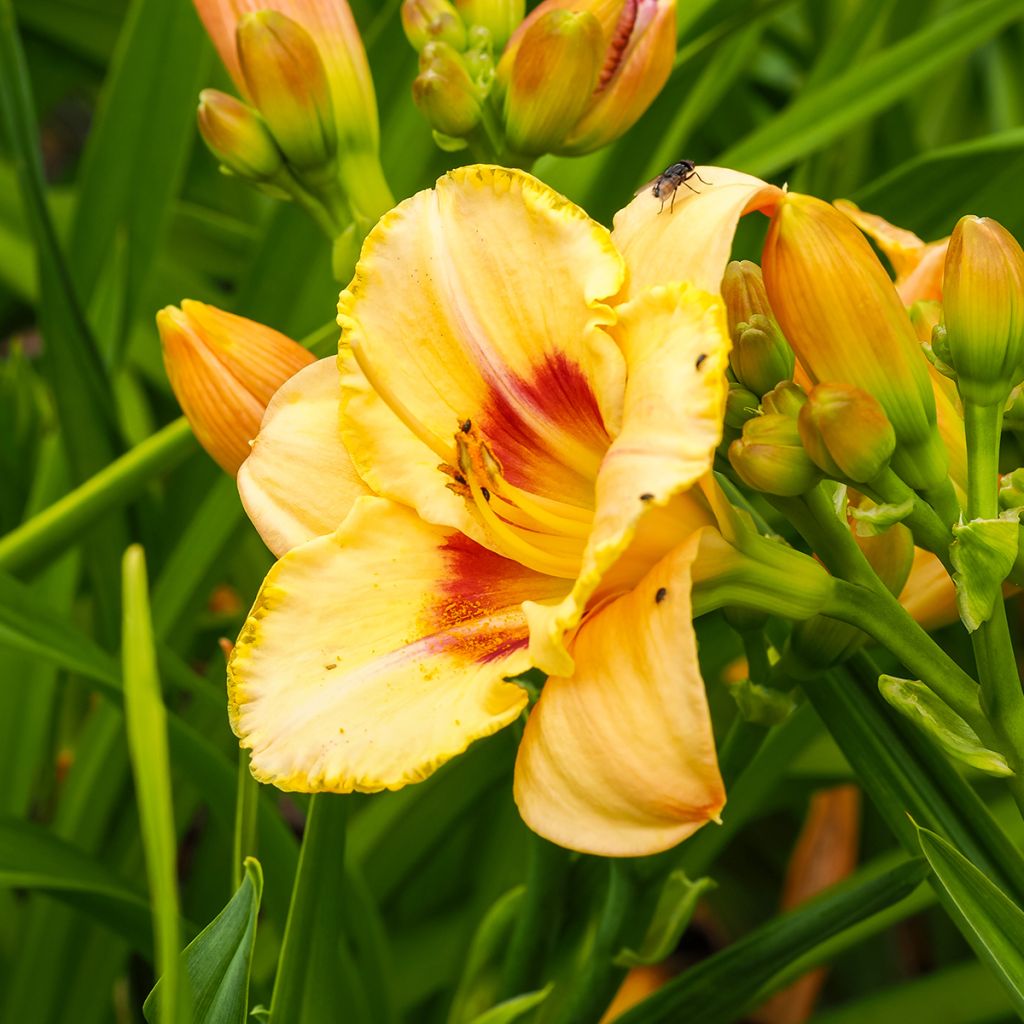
[
  {"left": 197, "top": 90, "right": 284, "bottom": 182},
  {"left": 942, "top": 215, "right": 1024, "bottom": 406},
  {"left": 413, "top": 42, "right": 482, "bottom": 137},
  {"left": 763, "top": 192, "right": 948, "bottom": 489},
  {"left": 725, "top": 384, "right": 759, "bottom": 431},
  {"left": 731, "top": 315, "right": 795, "bottom": 397},
  {"left": 402, "top": 0, "right": 467, "bottom": 52},
  {"left": 729, "top": 414, "right": 821, "bottom": 497},
  {"left": 1000, "top": 468, "right": 1024, "bottom": 511},
  {"left": 456, "top": 0, "right": 523, "bottom": 49},
  {"left": 236, "top": 11, "right": 336, "bottom": 171},
  {"left": 157, "top": 301, "right": 315, "bottom": 474},
  {"left": 502, "top": 10, "right": 603, "bottom": 156},
  {"left": 497, "top": 0, "right": 675, "bottom": 156},
  {"left": 798, "top": 384, "right": 896, "bottom": 483},
  {"left": 761, "top": 380, "right": 807, "bottom": 419},
  {"left": 722, "top": 260, "right": 774, "bottom": 330}
]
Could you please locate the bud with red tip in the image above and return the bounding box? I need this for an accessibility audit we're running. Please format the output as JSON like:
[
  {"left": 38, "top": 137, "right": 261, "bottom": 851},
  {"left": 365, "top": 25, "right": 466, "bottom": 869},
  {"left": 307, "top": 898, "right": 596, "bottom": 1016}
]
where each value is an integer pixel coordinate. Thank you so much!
[
  {"left": 402, "top": 0, "right": 468, "bottom": 51},
  {"left": 197, "top": 89, "right": 284, "bottom": 182}
]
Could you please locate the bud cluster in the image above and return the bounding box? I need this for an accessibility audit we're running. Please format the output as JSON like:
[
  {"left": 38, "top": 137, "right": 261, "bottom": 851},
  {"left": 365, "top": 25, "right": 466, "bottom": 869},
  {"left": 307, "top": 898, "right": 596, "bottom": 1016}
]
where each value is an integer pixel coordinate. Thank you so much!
[{"left": 401, "top": 0, "right": 676, "bottom": 158}]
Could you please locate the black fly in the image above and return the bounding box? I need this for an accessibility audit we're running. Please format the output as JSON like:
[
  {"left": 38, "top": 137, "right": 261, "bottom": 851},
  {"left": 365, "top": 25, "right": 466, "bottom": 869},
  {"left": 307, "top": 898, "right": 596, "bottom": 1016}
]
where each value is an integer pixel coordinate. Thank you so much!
[{"left": 638, "top": 160, "right": 711, "bottom": 213}]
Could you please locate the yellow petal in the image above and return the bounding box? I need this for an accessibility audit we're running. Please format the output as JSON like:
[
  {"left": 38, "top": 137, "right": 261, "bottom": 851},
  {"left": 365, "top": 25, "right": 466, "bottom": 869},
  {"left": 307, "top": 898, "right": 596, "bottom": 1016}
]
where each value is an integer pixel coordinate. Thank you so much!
[
  {"left": 338, "top": 165, "right": 626, "bottom": 568},
  {"left": 515, "top": 535, "right": 724, "bottom": 856},
  {"left": 899, "top": 547, "right": 958, "bottom": 631},
  {"left": 237, "top": 357, "right": 371, "bottom": 556},
  {"left": 525, "top": 283, "right": 728, "bottom": 675},
  {"left": 611, "top": 166, "right": 781, "bottom": 298},
  {"left": 229, "top": 496, "right": 568, "bottom": 792}
]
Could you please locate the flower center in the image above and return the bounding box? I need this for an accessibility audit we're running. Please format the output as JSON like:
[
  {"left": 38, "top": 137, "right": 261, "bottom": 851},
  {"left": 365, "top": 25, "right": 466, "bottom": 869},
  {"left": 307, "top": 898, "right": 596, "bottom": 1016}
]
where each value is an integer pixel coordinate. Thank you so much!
[{"left": 444, "top": 419, "right": 593, "bottom": 578}]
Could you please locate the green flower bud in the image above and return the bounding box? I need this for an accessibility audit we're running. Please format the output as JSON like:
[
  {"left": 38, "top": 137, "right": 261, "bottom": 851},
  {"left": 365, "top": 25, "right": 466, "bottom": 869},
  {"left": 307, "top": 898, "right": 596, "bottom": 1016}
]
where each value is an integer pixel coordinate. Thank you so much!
[
  {"left": 760, "top": 380, "right": 807, "bottom": 419},
  {"left": 197, "top": 90, "right": 284, "bottom": 182},
  {"left": 413, "top": 42, "right": 482, "bottom": 137},
  {"left": 999, "top": 467, "right": 1024, "bottom": 510},
  {"left": 455, "top": 0, "right": 524, "bottom": 50},
  {"left": 502, "top": 9, "right": 603, "bottom": 157},
  {"left": 943, "top": 215, "right": 1024, "bottom": 406},
  {"left": 729, "top": 414, "right": 821, "bottom": 497},
  {"left": 798, "top": 384, "right": 896, "bottom": 483},
  {"left": 402, "top": 0, "right": 467, "bottom": 52},
  {"left": 236, "top": 11, "right": 336, "bottom": 171},
  {"left": 725, "top": 384, "right": 759, "bottom": 431},
  {"left": 731, "top": 315, "right": 795, "bottom": 397}
]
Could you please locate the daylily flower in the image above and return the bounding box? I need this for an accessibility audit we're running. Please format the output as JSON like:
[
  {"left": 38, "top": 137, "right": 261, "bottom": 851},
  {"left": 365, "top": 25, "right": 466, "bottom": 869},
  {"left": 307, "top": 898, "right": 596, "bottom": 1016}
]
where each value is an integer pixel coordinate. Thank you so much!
[
  {"left": 495, "top": 0, "right": 676, "bottom": 155},
  {"left": 227, "top": 165, "right": 802, "bottom": 856}
]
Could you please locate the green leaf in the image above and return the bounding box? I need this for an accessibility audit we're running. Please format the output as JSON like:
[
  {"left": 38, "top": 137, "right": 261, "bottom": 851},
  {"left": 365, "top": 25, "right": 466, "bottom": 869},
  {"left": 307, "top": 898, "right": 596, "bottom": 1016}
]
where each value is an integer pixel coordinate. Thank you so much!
[
  {"left": 950, "top": 515, "right": 1019, "bottom": 631},
  {"left": 615, "top": 871, "right": 715, "bottom": 968},
  {"left": 144, "top": 858, "right": 263, "bottom": 1024},
  {"left": 0, "top": 817, "right": 154, "bottom": 953},
  {"left": 878, "top": 675, "right": 1013, "bottom": 777},
  {"left": 848, "top": 496, "right": 914, "bottom": 537},
  {"left": 916, "top": 825, "right": 1024, "bottom": 1016},
  {"left": 718, "top": 0, "right": 1024, "bottom": 176},
  {"left": 468, "top": 985, "right": 553, "bottom": 1024},
  {"left": 122, "top": 544, "right": 188, "bottom": 1023},
  {"left": 613, "top": 858, "right": 928, "bottom": 1024}
]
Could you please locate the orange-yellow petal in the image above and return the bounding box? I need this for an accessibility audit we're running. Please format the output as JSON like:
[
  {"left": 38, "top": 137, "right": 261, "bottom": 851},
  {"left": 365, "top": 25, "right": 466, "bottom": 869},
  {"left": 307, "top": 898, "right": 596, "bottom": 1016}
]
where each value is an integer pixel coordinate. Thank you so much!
[
  {"left": 338, "top": 165, "right": 626, "bottom": 571},
  {"left": 229, "top": 496, "right": 568, "bottom": 792},
  {"left": 611, "top": 166, "right": 781, "bottom": 298},
  {"left": 515, "top": 534, "right": 724, "bottom": 856},
  {"left": 237, "top": 358, "right": 372, "bottom": 556},
  {"left": 526, "top": 282, "right": 728, "bottom": 675},
  {"left": 899, "top": 547, "right": 958, "bottom": 631}
]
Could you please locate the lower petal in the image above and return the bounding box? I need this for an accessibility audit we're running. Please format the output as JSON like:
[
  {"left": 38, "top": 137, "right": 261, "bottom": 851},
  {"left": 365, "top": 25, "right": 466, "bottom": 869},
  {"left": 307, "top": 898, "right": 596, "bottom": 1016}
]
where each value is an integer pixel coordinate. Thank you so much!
[
  {"left": 229, "top": 496, "right": 568, "bottom": 792},
  {"left": 514, "top": 536, "right": 725, "bottom": 857},
  {"left": 238, "top": 358, "right": 372, "bottom": 556}
]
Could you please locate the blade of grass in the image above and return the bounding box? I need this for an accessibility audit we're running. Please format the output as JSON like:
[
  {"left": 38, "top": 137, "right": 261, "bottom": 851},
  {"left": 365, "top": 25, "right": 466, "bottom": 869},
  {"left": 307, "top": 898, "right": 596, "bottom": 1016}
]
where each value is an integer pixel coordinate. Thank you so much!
[
  {"left": 122, "top": 544, "right": 188, "bottom": 1023},
  {"left": 718, "top": 0, "right": 1024, "bottom": 177}
]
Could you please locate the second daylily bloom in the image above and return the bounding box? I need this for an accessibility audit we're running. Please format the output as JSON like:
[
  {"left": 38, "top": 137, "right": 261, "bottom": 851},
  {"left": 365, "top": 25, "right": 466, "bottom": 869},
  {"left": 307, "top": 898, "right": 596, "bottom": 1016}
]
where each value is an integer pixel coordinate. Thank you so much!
[{"left": 227, "top": 165, "right": 818, "bottom": 856}]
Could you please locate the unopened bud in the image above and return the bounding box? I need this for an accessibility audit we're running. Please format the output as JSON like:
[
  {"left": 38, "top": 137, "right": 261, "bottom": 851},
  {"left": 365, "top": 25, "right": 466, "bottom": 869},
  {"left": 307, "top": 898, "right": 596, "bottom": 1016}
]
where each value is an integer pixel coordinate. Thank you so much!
[
  {"left": 731, "top": 315, "right": 795, "bottom": 397},
  {"left": 402, "top": 0, "right": 467, "bottom": 52},
  {"left": 798, "top": 384, "right": 896, "bottom": 483},
  {"left": 413, "top": 42, "right": 482, "bottom": 137},
  {"left": 761, "top": 380, "right": 807, "bottom": 419},
  {"left": 157, "top": 301, "right": 315, "bottom": 474},
  {"left": 197, "top": 90, "right": 283, "bottom": 182},
  {"left": 723, "top": 260, "right": 773, "bottom": 332},
  {"left": 725, "top": 385, "right": 759, "bottom": 430},
  {"left": 237, "top": 11, "right": 336, "bottom": 171},
  {"left": 1000, "top": 468, "right": 1024, "bottom": 511},
  {"left": 456, "top": 0, "right": 524, "bottom": 49},
  {"left": 729, "top": 414, "right": 821, "bottom": 496},
  {"left": 502, "top": 9, "right": 603, "bottom": 156},
  {"left": 943, "top": 215, "right": 1024, "bottom": 406}
]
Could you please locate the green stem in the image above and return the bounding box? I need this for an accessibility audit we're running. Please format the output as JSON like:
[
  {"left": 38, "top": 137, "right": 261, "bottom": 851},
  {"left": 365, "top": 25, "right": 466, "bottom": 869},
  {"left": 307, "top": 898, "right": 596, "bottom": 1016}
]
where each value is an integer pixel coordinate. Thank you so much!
[
  {"left": 870, "top": 466, "right": 953, "bottom": 567},
  {"left": 232, "top": 751, "right": 260, "bottom": 892},
  {"left": 963, "top": 400, "right": 1024, "bottom": 807},
  {"left": 270, "top": 794, "right": 349, "bottom": 1022},
  {"left": 0, "top": 418, "right": 195, "bottom": 575},
  {"left": 500, "top": 834, "right": 568, "bottom": 998},
  {"left": 824, "top": 580, "right": 987, "bottom": 735}
]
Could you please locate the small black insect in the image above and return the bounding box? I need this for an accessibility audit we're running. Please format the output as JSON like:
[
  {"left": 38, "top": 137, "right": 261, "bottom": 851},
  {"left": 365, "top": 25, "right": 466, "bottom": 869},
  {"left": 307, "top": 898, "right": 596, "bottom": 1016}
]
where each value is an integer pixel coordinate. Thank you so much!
[
  {"left": 655, "top": 587, "right": 668, "bottom": 604},
  {"left": 638, "top": 160, "right": 711, "bottom": 213},
  {"left": 695, "top": 353, "right": 707, "bottom": 370}
]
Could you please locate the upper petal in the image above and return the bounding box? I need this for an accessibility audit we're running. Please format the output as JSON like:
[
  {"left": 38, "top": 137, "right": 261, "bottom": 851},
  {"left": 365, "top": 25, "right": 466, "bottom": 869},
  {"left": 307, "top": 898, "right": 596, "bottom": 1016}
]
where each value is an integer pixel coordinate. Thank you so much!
[
  {"left": 612, "top": 166, "right": 781, "bottom": 298},
  {"left": 238, "top": 357, "right": 372, "bottom": 556},
  {"left": 338, "top": 165, "right": 627, "bottom": 562},
  {"left": 514, "top": 534, "right": 725, "bottom": 856},
  {"left": 525, "top": 282, "right": 729, "bottom": 675},
  {"left": 228, "top": 496, "right": 569, "bottom": 792}
]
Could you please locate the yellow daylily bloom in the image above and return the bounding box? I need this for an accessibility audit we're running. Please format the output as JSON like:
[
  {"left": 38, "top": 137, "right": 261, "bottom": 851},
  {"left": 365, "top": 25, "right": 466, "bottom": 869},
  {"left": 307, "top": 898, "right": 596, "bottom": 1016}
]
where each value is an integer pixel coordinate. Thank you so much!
[
  {"left": 229, "top": 165, "right": 766, "bottom": 856},
  {"left": 156, "top": 300, "right": 315, "bottom": 474}
]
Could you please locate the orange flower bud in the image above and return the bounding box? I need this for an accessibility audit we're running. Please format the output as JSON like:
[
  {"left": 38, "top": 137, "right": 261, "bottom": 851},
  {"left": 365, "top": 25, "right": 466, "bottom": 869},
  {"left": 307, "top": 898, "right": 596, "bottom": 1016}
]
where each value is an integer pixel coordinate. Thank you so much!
[
  {"left": 236, "top": 11, "right": 336, "bottom": 171},
  {"left": 497, "top": 0, "right": 675, "bottom": 156},
  {"left": 455, "top": 0, "right": 524, "bottom": 49},
  {"left": 197, "top": 89, "right": 284, "bottom": 182},
  {"left": 761, "top": 380, "right": 807, "bottom": 419},
  {"left": 502, "top": 9, "right": 603, "bottom": 156},
  {"left": 157, "top": 301, "right": 315, "bottom": 474},
  {"left": 798, "top": 384, "right": 896, "bottom": 484},
  {"left": 402, "top": 0, "right": 467, "bottom": 51},
  {"left": 943, "top": 215, "right": 1024, "bottom": 406},
  {"left": 763, "top": 192, "right": 948, "bottom": 490},
  {"left": 729, "top": 414, "right": 821, "bottom": 497},
  {"left": 413, "top": 42, "right": 483, "bottom": 137}
]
